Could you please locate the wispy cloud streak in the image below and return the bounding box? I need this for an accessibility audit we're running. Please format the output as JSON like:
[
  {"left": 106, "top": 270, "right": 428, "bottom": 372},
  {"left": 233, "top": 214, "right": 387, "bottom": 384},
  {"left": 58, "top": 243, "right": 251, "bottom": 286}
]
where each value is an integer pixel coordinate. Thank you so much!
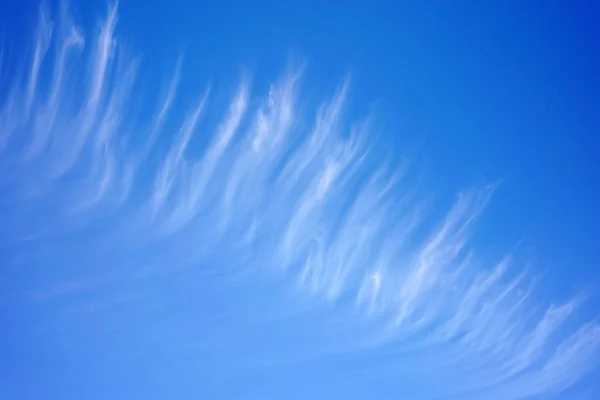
[{"left": 1, "top": 3, "right": 598, "bottom": 400}]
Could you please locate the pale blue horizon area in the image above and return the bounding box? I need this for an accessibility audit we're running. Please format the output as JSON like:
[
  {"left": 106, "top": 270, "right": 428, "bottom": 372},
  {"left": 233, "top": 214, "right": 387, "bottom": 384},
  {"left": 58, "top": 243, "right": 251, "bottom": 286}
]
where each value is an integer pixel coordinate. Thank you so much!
[{"left": 1, "top": 1, "right": 599, "bottom": 399}]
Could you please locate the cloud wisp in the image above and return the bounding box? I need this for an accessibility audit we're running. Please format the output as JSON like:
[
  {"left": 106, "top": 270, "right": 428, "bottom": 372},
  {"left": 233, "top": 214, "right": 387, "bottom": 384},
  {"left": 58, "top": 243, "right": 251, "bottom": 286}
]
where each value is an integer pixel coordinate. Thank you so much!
[{"left": 1, "top": 3, "right": 599, "bottom": 399}]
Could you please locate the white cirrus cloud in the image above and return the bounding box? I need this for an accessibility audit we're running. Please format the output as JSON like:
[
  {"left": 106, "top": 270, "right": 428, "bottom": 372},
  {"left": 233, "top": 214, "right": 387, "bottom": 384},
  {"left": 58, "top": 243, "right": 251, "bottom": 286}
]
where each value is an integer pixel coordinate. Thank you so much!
[{"left": 1, "top": 3, "right": 598, "bottom": 399}]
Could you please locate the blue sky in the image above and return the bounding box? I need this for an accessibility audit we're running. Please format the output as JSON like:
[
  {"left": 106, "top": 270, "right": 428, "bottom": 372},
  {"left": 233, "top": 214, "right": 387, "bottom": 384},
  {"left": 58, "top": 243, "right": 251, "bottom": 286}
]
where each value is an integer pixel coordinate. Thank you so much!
[{"left": 1, "top": 1, "right": 600, "bottom": 399}]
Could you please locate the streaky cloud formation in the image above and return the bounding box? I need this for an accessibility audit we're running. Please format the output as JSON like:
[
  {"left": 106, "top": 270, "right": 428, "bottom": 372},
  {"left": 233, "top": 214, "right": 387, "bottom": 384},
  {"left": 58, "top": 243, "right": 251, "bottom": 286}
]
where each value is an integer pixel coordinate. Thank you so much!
[{"left": 1, "top": 3, "right": 598, "bottom": 399}]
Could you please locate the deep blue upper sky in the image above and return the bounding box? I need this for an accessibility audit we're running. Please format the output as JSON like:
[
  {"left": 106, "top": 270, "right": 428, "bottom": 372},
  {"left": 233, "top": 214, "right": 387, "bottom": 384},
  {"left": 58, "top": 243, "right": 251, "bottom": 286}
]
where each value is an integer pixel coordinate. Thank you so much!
[{"left": 1, "top": 1, "right": 599, "bottom": 399}]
